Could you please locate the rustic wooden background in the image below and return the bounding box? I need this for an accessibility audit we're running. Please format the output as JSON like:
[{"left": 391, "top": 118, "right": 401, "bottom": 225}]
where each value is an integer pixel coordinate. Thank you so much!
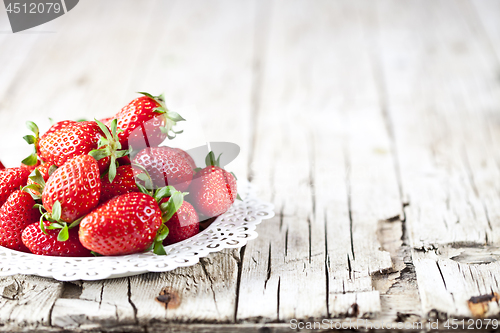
[{"left": 1, "top": 0, "right": 500, "bottom": 331}]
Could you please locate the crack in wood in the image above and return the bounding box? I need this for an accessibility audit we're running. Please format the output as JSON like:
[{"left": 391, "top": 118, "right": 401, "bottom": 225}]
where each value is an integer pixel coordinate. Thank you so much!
[
  {"left": 276, "top": 277, "right": 280, "bottom": 322},
  {"left": 264, "top": 243, "right": 272, "bottom": 290},
  {"left": 200, "top": 258, "right": 221, "bottom": 317},
  {"left": 127, "top": 277, "right": 138, "bottom": 324},
  {"left": 343, "top": 147, "right": 355, "bottom": 261},
  {"left": 324, "top": 209, "right": 330, "bottom": 316},
  {"left": 234, "top": 245, "right": 246, "bottom": 323}
]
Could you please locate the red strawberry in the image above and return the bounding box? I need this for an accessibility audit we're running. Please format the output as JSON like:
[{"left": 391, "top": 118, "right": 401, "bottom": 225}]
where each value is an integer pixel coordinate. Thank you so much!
[
  {"left": 23, "top": 120, "right": 127, "bottom": 180},
  {"left": 79, "top": 192, "right": 162, "bottom": 256},
  {"left": 188, "top": 152, "right": 237, "bottom": 217},
  {"left": 42, "top": 155, "right": 101, "bottom": 222},
  {"left": 172, "top": 148, "right": 196, "bottom": 170},
  {"left": 41, "top": 120, "right": 77, "bottom": 140},
  {"left": 38, "top": 121, "right": 104, "bottom": 167},
  {"left": 22, "top": 222, "right": 91, "bottom": 257},
  {"left": 0, "top": 190, "right": 41, "bottom": 251},
  {"left": 113, "top": 92, "right": 184, "bottom": 150},
  {"left": 26, "top": 163, "right": 57, "bottom": 196},
  {"left": 132, "top": 146, "right": 194, "bottom": 192},
  {"left": 0, "top": 160, "right": 5, "bottom": 170},
  {"left": 99, "top": 165, "right": 139, "bottom": 203},
  {"left": 161, "top": 200, "right": 199, "bottom": 245},
  {"left": 117, "top": 155, "right": 131, "bottom": 166},
  {"left": 0, "top": 168, "right": 30, "bottom": 206}
]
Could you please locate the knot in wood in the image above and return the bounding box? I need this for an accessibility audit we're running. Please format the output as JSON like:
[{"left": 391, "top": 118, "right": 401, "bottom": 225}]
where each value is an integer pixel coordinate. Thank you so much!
[{"left": 156, "top": 287, "right": 181, "bottom": 309}]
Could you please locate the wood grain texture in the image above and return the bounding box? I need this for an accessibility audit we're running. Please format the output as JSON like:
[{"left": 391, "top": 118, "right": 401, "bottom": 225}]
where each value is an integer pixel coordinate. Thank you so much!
[{"left": 371, "top": 0, "right": 500, "bottom": 319}]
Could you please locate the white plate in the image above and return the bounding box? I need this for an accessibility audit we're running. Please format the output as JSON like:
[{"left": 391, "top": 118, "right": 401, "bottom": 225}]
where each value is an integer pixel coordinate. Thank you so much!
[{"left": 0, "top": 180, "right": 274, "bottom": 281}]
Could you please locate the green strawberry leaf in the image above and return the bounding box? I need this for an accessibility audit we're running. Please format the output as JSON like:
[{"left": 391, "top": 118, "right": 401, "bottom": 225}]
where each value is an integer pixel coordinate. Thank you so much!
[
  {"left": 115, "top": 149, "right": 130, "bottom": 158},
  {"left": 91, "top": 251, "right": 103, "bottom": 257},
  {"left": 33, "top": 203, "right": 44, "bottom": 210},
  {"left": 205, "top": 151, "right": 222, "bottom": 167},
  {"left": 108, "top": 157, "right": 117, "bottom": 183},
  {"left": 46, "top": 222, "right": 64, "bottom": 229},
  {"left": 133, "top": 166, "right": 153, "bottom": 189},
  {"left": 26, "top": 121, "right": 39, "bottom": 136},
  {"left": 153, "top": 107, "right": 167, "bottom": 114},
  {"left": 138, "top": 92, "right": 155, "bottom": 99},
  {"left": 194, "top": 167, "right": 202, "bottom": 173},
  {"left": 48, "top": 165, "right": 57, "bottom": 176},
  {"left": 22, "top": 184, "right": 42, "bottom": 200},
  {"left": 156, "top": 225, "right": 169, "bottom": 242},
  {"left": 166, "top": 111, "right": 185, "bottom": 122},
  {"left": 68, "top": 216, "right": 84, "bottom": 229},
  {"left": 109, "top": 119, "right": 118, "bottom": 140},
  {"left": 159, "top": 126, "right": 168, "bottom": 134},
  {"left": 153, "top": 241, "right": 166, "bottom": 255},
  {"left": 57, "top": 225, "right": 69, "bottom": 242},
  {"left": 51, "top": 201, "right": 62, "bottom": 221},
  {"left": 152, "top": 224, "right": 169, "bottom": 256},
  {"left": 76, "top": 118, "right": 88, "bottom": 122},
  {"left": 94, "top": 118, "right": 113, "bottom": 142},
  {"left": 88, "top": 148, "right": 109, "bottom": 161},
  {"left": 23, "top": 183, "right": 41, "bottom": 192},
  {"left": 136, "top": 182, "right": 151, "bottom": 195},
  {"left": 160, "top": 191, "right": 184, "bottom": 222},
  {"left": 237, "top": 193, "right": 243, "bottom": 201},
  {"left": 29, "top": 169, "right": 46, "bottom": 188},
  {"left": 23, "top": 135, "right": 36, "bottom": 145},
  {"left": 22, "top": 153, "right": 38, "bottom": 166},
  {"left": 153, "top": 186, "right": 176, "bottom": 203}
]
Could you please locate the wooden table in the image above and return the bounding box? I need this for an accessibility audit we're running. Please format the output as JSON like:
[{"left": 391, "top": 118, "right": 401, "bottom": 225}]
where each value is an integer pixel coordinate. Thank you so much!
[{"left": 1, "top": 0, "right": 500, "bottom": 331}]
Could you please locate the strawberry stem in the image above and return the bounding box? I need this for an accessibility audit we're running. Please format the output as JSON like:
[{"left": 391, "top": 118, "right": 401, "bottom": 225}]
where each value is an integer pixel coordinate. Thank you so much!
[
  {"left": 89, "top": 119, "right": 130, "bottom": 183},
  {"left": 22, "top": 121, "right": 40, "bottom": 166},
  {"left": 137, "top": 92, "right": 186, "bottom": 140}
]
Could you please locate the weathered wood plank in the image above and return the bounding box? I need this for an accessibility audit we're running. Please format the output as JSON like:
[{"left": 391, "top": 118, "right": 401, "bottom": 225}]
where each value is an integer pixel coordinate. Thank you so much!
[
  {"left": 238, "top": 0, "right": 402, "bottom": 322},
  {"left": 0, "top": 275, "right": 63, "bottom": 330},
  {"left": 372, "top": 0, "right": 500, "bottom": 319}
]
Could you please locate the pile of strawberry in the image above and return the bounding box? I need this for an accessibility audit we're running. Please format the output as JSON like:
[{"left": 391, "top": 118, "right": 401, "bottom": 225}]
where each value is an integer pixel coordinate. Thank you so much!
[{"left": 0, "top": 93, "right": 238, "bottom": 257}]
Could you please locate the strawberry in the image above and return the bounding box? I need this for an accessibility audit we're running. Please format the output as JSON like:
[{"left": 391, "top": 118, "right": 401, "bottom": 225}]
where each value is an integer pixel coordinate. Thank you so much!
[
  {"left": 99, "top": 165, "right": 139, "bottom": 203},
  {"left": 0, "top": 168, "right": 30, "bottom": 206},
  {"left": 23, "top": 120, "right": 128, "bottom": 181},
  {"left": 0, "top": 189, "right": 41, "bottom": 251},
  {"left": 188, "top": 152, "right": 238, "bottom": 217},
  {"left": 172, "top": 148, "right": 196, "bottom": 170},
  {"left": 112, "top": 92, "right": 184, "bottom": 150},
  {"left": 39, "top": 121, "right": 104, "bottom": 166},
  {"left": 22, "top": 222, "right": 91, "bottom": 257},
  {"left": 0, "top": 160, "right": 5, "bottom": 170},
  {"left": 79, "top": 192, "right": 162, "bottom": 256},
  {"left": 132, "top": 146, "right": 194, "bottom": 192},
  {"left": 161, "top": 200, "right": 199, "bottom": 245},
  {"left": 42, "top": 154, "right": 101, "bottom": 223},
  {"left": 42, "top": 120, "right": 77, "bottom": 139},
  {"left": 117, "top": 155, "right": 131, "bottom": 166}
]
